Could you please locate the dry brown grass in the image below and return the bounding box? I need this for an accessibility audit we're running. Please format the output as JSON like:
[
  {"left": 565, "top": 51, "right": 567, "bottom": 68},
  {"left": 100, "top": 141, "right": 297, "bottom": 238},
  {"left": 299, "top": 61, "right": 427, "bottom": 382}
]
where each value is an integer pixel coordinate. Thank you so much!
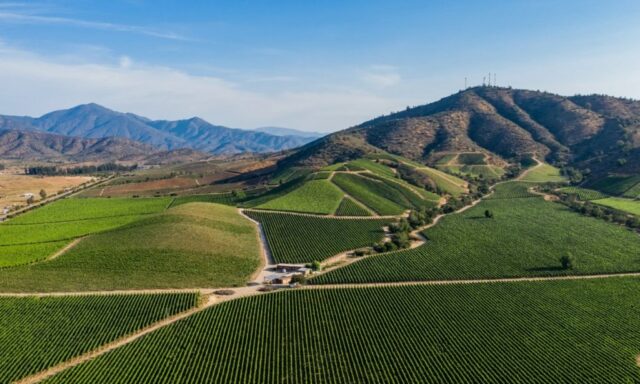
[{"left": 0, "top": 171, "right": 92, "bottom": 207}]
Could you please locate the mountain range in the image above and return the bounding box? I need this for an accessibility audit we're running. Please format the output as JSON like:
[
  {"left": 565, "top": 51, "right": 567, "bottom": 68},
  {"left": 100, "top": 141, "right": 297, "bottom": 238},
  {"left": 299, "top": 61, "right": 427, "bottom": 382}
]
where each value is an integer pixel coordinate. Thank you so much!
[
  {"left": 283, "top": 87, "right": 640, "bottom": 177},
  {"left": 0, "top": 103, "right": 318, "bottom": 156}
]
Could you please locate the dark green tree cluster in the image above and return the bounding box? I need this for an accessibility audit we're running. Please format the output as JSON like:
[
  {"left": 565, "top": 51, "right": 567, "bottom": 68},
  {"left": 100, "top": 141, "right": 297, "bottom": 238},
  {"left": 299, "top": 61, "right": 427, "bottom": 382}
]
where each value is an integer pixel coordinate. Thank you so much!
[
  {"left": 373, "top": 208, "right": 437, "bottom": 253},
  {"left": 25, "top": 163, "right": 137, "bottom": 176},
  {"left": 559, "top": 195, "right": 640, "bottom": 230}
]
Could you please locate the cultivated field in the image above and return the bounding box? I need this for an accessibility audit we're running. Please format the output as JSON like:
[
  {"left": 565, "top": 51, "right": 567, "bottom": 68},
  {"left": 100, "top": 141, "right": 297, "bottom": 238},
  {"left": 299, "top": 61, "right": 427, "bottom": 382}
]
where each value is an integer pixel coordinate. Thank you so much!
[
  {"left": 245, "top": 210, "right": 390, "bottom": 263},
  {"left": 0, "top": 203, "right": 261, "bottom": 291},
  {"left": 557, "top": 186, "right": 608, "bottom": 200},
  {"left": 312, "top": 187, "right": 640, "bottom": 284},
  {"left": 1, "top": 292, "right": 197, "bottom": 383},
  {"left": 0, "top": 172, "right": 92, "bottom": 206},
  {"left": 0, "top": 197, "right": 170, "bottom": 266},
  {"left": 593, "top": 197, "right": 640, "bottom": 216},
  {"left": 519, "top": 162, "right": 566, "bottom": 183},
  {"left": 257, "top": 179, "right": 344, "bottom": 214},
  {"left": 46, "top": 278, "right": 640, "bottom": 383},
  {"left": 334, "top": 196, "right": 372, "bottom": 216}
]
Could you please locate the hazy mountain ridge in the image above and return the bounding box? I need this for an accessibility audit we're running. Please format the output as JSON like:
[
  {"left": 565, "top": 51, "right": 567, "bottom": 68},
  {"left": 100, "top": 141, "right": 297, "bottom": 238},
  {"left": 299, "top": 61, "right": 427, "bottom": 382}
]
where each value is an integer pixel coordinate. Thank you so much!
[
  {"left": 283, "top": 87, "right": 640, "bottom": 177},
  {"left": 0, "top": 104, "right": 316, "bottom": 155}
]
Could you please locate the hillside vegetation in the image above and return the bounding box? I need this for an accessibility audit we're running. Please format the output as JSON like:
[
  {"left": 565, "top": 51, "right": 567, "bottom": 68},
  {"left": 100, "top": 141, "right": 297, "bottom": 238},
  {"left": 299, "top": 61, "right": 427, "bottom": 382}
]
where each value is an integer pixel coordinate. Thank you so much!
[
  {"left": 0, "top": 203, "right": 261, "bottom": 291},
  {"left": 279, "top": 87, "right": 640, "bottom": 182},
  {"left": 0, "top": 198, "right": 170, "bottom": 267},
  {"left": 312, "top": 184, "right": 640, "bottom": 284}
]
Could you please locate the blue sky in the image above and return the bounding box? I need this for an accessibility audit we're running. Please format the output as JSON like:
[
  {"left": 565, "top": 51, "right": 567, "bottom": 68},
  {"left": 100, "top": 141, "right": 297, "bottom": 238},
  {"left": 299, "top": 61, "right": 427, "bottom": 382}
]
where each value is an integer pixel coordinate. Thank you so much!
[{"left": 0, "top": 0, "right": 639, "bottom": 132}]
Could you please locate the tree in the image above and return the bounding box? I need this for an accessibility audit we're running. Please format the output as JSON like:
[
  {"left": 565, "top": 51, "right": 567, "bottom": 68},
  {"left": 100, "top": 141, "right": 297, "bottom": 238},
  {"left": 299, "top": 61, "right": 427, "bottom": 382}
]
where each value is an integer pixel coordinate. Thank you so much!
[
  {"left": 290, "top": 274, "right": 307, "bottom": 285},
  {"left": 310, "top": 260, "right": 322, "bottom": 271},
  {"left": 560, "top": 253, "right": 575, "bottom": 270},
  {"left": 484, "top": 209, "right": 494, "bottom": 219},
  {"left": 39, "top": 189, "right": 47, "bottom": 200}
]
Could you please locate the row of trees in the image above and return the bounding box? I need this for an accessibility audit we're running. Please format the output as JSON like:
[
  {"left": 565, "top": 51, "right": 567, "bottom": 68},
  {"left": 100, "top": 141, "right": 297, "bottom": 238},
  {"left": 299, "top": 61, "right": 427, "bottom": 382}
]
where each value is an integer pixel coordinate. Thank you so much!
[
  {"left": 25, "top": 163, "right": 137, "bottom": 176},
  {"left": 557, "top": 194, "right": 640, "bottom": 230}
]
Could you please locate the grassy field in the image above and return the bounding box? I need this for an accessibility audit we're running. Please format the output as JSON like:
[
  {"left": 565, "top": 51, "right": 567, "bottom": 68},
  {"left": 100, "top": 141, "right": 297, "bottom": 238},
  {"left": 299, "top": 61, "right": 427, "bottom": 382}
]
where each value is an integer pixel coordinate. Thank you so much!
[
  {"left": 557, "top": 186, "right": 608, "bottom": 200},
  {"left": 593, "top": 197, "right": 640, "bottom": 216},
  {"left": 438, "top": 164, "right": 505, "bottom": 181},
  {"left": 0, "top": 172, "right": 92, "bottom": 206},
  {"left": 257, "top": 180, "right": 344, "bottom": 214},
  {"left": 414, "top": 166, "right": 467, "bottom": 196},
  {"left": 520, "top": 162, "right": 566, "bottom": 183},
  {"left": 0, "top": 203, "right": 261, "bottom": 291},
  {"left": 334, "top": 196, "right": 372, "bottom": 216},
  {"left": 245, "top": 210, "right": 390, "bottom": 263},
  {"left": 312, "top": 193, "right": 640, "bottom": 284},
  {"left": 1, "top": 292, "right": 197, "bottom": 383},
  {"left": 47, "top": 278, "right": 640, "bottom": 383},
  {"left": 332, "top": 173, "right": 406, "bottom": 215},
  {"left": 0, "top": 198, "right": 170, "bottom": 267}
]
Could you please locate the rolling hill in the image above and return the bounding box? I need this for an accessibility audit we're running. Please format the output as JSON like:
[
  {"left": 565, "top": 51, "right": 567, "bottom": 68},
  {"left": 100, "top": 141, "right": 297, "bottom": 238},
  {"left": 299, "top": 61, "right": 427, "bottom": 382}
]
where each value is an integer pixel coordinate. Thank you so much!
[
  {"left": 281, "top": 87, "right": 640, "bottom": 180},
  {"left": 0, "top": 128, "right": 154, "bottom": 162},
  {"left": 0, "top": 104, "right": 316, "bottom": 155}
]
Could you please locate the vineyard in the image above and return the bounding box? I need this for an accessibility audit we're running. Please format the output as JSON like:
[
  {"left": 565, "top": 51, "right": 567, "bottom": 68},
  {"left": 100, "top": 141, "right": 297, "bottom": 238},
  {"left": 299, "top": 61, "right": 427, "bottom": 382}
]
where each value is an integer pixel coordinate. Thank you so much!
[
  {"left": 311, "top": 195, "right": 640, "bottom": 284},
  {"left": 589, "top": 175, "right": 640, "bottom": 196},
  {"left": 557, "top": 186, "right": 608, "bottom": 200},
  {"left": 0, "top": 197, "right": 170, "bottom": 266},
  {"left": 519, "top": 162, "right": 566, "bottom": 183},
  {"left": 412, "top": 166, "right": 467, "bottom": 196},
  {"left": 245, "top": 210, "right": 390, "bottom": 263},
  {"left": 257, "top": 180, "right": 344, "bottom": 214},
  {"left": 486, "top": 182, "right": 535, "bottom": 199},
  {"left": 1, "top": 292, "right": 197, "bottom": 383},
  {"left": 46, "top": 279, "right": 640, "bottom": 383},
  {"left": 334, "top": 196, "right": 372, "bottom": 216},
  {"left": 593, "top": 197, "right": 640, "bottom": 216},
  {"left": 169, "top": 192, "right": 239, "bottom": 207},
  {"left": 331, "top": 173, "right": 405, "bottom": 215},
  {"left": 0, "top": 203, "right": 261, "bottom": 291}
]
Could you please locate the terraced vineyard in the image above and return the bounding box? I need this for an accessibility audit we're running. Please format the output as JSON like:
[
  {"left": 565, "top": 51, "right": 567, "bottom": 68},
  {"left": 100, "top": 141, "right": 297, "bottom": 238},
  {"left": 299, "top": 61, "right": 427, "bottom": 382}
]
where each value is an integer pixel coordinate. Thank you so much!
[
  {"left": 245, "top": 210, "right": 390, "bottom": 263},
  {"left": 312, "top": 194, "right": 640, "bottom": 284},
  {"left": 47, "top": 279, "right": 640, "bottom": 383},
  {"left": 334, "top": 196, "right": 372, "bottom": 216},
  {"left": 1, "top": 292, "right": 197, "bottom": 383},
  {"left": 0, "top": 203, "right": 261, "bottom": 291},
  {"left": 0, "top": 198, "right": 170, "bottom": 266}
]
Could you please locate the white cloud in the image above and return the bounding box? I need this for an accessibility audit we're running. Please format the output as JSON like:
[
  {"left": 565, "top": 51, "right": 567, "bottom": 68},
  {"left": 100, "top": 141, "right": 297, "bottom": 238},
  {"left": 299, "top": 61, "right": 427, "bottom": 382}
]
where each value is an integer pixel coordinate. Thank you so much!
[
  {"left": 0, "top": 11, "right": 189, "bottom": 40},
  {"left": 118, "top": 55, "right": 133, "bottom": 69},
  {"left": 360, "top": 65, "right": 401, "bottom": 87},
  {"left": 0, "top": 44, "right": 403, "bottom": 132}
]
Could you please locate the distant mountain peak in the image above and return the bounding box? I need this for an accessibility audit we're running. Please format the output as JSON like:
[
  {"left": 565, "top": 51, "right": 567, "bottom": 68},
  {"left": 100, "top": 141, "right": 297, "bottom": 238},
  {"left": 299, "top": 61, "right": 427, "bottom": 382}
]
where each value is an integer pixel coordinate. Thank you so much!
[{"left": 0, "top": 105, "right": 318, "bottom": 155}]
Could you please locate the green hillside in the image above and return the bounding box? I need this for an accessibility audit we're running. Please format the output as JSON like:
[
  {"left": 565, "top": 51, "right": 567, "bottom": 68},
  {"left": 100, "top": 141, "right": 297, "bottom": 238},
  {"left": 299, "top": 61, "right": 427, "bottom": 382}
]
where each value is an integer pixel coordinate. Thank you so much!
[{"left": 0, "top": 203, "right": 261, "bottom": 291}]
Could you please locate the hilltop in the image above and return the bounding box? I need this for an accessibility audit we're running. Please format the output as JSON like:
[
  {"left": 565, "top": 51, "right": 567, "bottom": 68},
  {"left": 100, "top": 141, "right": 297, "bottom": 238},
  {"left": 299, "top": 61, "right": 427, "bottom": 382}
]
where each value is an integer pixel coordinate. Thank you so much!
[{"left": 282, "top": 87, "right": 640, "bottom": 179}]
